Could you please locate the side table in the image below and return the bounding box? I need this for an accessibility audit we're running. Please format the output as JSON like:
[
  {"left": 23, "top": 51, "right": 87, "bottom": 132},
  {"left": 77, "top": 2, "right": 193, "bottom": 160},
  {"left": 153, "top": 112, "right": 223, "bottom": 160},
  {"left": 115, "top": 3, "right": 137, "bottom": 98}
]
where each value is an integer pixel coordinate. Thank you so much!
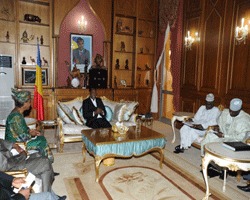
[
  {"left": 41, "top": 120, "right": 58, "bottom": 151},
  {"left": 202, "top": 142, "right": 250, "bottom": 200},
  {"left": 171, "top": 112, "right": 194, "bottom": 143}
]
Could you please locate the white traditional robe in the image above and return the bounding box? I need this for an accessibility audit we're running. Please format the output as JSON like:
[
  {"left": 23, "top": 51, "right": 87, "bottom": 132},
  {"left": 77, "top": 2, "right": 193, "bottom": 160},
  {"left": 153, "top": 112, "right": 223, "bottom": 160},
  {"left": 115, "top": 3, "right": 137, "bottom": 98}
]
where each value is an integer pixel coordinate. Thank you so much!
[
  {"left": 180, "top": 106, "right": 221, "bottom": 149},
  {"left": 201, "top": 109, "right": 250, "bottom": 156}
]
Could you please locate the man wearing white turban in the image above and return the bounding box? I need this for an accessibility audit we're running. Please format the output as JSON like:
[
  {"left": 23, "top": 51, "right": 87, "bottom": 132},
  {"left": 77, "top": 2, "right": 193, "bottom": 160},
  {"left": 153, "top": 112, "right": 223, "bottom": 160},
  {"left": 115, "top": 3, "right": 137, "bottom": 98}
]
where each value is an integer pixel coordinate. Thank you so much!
[
  {"left": 201, "top": 98, "right": 250, "bottom": 156},
  {"left": 174, "top": 93, "right": 221, "bottom": 153}
]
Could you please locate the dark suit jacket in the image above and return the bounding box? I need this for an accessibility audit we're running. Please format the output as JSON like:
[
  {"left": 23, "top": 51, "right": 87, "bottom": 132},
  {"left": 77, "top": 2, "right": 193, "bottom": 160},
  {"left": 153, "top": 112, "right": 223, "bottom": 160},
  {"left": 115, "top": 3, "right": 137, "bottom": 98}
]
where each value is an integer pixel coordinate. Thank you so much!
[
  {"left": 0, "top": 171, "right": 25, "bottom": 200},
  {"left": 82, "top": 97, "right": 107, "bottom": 126}
]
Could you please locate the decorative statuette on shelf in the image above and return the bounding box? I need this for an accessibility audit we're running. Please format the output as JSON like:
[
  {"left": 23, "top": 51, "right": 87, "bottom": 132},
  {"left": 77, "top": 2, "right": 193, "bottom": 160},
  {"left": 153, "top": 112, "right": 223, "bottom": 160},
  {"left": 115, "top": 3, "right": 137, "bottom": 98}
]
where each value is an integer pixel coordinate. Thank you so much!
[
  {"left": 116, "top": 18, "right": 123, "bottom": 33},
  {"left": 22, "top": 57, "right": 27, "bottom": 65},
  {"left": 30, "top": 56, "right": 35, "bottom": 65},
  {"left": 121, "top": 41, "right": 125, "bottom": 52},
  {"left": 21, "top": 30, "right": 34, "bottom": 43},
  {"left": 40, "top": 35, "right": 44, "bottom": 45},
  {"left": 5, "top": 31, "right": 9, "bottom": 42},
  {"left": 24, "top": 14, "right": 41, "bottom": 23},
  {"left": 42, "top": 57, "right": 48, "bottom": 66},
  {"left": 115, "top": 59, "right": 120, "bottom": 69},
  {"left": 124, "top": 59, "right": 129, "bottom": 70}
]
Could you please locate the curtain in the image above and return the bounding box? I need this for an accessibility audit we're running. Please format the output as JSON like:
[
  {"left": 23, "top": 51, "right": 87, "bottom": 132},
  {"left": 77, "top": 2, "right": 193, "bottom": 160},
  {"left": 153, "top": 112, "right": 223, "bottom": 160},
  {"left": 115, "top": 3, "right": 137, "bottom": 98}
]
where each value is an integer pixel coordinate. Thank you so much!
[{"left": 150, "top": 0, "right": 180, "bottom": 113}]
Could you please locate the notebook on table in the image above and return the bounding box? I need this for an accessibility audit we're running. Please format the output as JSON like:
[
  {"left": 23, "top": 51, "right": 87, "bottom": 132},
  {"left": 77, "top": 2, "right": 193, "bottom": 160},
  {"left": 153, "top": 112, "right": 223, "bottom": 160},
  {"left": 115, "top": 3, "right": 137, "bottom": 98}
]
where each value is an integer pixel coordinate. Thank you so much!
[{"left": 223, "top": 141, "right": 250, "bottom": 151}]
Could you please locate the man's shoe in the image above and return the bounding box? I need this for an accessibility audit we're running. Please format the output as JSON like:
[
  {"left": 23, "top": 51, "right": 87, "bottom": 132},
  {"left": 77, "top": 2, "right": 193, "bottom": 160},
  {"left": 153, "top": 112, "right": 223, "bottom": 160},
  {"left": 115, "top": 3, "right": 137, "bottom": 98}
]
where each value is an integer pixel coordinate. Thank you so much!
[
  {"left": 237, "top": 185, "right": 250, "bottom": 192},
  {"left": 58, "top": 195, "right": 67, "bottom": 200},
  {"left": 54, "top": 172, "right": 60, "bottom": 176},
  {"left": 243, "top": 174, "right": 250, "bottom": 181},
  {"left": 207, "top": 164, "right": 221, "bottom": 178},
  {"left": 174, "top": 145, "right": 184, "bottom": 154}
]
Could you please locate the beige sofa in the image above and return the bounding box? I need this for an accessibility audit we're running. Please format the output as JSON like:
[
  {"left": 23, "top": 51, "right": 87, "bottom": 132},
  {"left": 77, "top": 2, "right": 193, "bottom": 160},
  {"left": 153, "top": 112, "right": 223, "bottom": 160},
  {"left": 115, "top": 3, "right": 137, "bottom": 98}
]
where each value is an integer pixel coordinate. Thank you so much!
[{"left": 57, "top": 96, "right": 138, "bottom": 152}]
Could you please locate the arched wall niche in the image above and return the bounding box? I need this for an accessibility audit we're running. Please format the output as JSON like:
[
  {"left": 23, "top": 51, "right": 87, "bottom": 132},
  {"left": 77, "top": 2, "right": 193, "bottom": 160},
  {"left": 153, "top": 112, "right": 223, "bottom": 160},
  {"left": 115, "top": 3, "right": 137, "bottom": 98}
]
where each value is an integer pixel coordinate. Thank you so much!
[{"left": 57, "top": 0, "right": 105, "bottom": 87}]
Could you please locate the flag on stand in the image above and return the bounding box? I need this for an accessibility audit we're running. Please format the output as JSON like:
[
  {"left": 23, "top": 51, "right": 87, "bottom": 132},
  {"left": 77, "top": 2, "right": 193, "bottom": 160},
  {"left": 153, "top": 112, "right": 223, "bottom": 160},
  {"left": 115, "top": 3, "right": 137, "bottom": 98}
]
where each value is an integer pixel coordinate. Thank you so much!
[{"left": 33, "top": 42, "right": 44, "bottom": 120}]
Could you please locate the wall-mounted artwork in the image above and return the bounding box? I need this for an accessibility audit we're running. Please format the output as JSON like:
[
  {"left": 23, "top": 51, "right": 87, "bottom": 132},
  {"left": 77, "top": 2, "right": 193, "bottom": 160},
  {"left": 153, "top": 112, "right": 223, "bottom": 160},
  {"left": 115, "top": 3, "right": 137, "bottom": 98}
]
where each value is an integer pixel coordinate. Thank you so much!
[
  {"left": 71, "top": 33, "right": 92, "bottom": 73},
  {"left": 22, "top": 67, "right": 48, "bottom": 86}
]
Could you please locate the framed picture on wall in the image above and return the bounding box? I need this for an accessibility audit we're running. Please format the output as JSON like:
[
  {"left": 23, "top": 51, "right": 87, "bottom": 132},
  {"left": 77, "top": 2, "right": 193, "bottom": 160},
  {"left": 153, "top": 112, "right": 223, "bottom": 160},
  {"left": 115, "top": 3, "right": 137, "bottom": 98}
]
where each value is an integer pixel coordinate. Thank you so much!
[
  {"left": 71, "top": 33, "right": 92, "bottom": 73},
  {"left": 22, "top": 67, "right": 48, "bottom": 86}
]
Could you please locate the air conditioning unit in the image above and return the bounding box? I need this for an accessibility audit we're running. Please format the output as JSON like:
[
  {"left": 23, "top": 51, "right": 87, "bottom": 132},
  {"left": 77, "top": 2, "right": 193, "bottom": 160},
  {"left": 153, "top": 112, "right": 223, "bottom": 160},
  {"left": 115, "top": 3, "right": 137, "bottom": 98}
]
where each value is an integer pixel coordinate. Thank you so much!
[{"left": 0, "top": 54, "right": 14, "bottom": 122}]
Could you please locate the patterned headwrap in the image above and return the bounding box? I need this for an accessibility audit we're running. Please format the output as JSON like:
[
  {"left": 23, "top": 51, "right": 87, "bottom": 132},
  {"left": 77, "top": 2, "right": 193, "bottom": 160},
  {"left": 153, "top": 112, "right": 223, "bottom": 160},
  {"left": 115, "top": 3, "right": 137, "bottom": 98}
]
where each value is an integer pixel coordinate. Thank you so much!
[{"left": 11, "top": 88, "right": 31, "bottom": 104}]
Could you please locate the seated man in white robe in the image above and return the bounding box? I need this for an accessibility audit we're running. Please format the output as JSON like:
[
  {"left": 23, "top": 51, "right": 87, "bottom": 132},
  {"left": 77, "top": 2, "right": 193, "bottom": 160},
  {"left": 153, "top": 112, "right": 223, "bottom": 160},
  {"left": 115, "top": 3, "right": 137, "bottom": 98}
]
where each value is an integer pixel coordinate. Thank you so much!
[
  {"left": 174, "top": 93, "right": 221, "bottom": 153},
  {"left": 201, "top": 98, "right": 250, "bottom": 156}
]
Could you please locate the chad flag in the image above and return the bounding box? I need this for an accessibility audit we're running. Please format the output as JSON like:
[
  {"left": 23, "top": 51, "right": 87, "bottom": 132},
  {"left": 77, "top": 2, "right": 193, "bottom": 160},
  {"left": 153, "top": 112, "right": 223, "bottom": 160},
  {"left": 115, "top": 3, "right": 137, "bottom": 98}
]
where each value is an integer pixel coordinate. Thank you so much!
[{"left": 33, "top": 42, "right": 44, "bottom": 120}]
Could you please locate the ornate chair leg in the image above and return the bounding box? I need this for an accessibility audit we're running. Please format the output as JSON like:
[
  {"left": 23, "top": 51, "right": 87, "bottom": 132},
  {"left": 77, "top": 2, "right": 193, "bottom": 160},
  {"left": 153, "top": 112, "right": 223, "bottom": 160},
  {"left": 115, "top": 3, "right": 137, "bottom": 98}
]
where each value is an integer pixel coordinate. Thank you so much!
[{"left": 236, "top": 170, "right": 242, "bottom": 182}]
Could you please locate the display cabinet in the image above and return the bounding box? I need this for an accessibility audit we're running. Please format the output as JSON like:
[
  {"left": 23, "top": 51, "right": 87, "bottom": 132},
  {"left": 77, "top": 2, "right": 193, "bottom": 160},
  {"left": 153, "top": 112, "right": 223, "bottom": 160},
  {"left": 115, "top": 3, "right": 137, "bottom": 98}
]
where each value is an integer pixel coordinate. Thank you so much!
[
  {"left": 112, "top": 0, "right": 158, "bottom": 89},
  {"left": 0, "top": 0, "right": 52, "bottom": 88}
]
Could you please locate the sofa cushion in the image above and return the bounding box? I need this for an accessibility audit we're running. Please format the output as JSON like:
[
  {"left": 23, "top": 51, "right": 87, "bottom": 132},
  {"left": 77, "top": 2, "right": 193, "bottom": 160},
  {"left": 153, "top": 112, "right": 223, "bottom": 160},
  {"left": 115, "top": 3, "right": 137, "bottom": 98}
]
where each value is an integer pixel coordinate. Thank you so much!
[
  {"left": 113, "top": 103, "right": 127, "bottom": 122},
  {"left": 57, "top": 102, "right": 75, "bottom": 124},
  {"left": 101, "top": 96, "right": 118, "bottom": 113},
  {"left": 105, "top": 106, "right": 113, "bottom": 122},
  {"left": 120, "top": 100, "right": 139, "bottom": 116},
  {"left": 72, "top": 106, "right": 85, "bottom": 125},
  {"left": 62, "top": 123, "right": 91, "bottom": 135},
  {"left": 60, "top": 97, "right": 83, "bottom": 110}
]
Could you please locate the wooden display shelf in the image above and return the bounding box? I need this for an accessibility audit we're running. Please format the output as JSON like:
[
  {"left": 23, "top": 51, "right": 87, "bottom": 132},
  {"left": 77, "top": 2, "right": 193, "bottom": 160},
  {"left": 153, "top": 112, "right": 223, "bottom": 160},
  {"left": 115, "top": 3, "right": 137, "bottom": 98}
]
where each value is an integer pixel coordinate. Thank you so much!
[
  {"left": 19, "top": 20, "right": 49, "bottom": 27},
  {"left": 19, "top": 0, "right": 50, "bottom": 6},
  {"left": 114, "top": 69, "right": 133, "bottom": 71},
  {"left": 0, "top": 41, "right": 15, "bottom": 44},
  {"left": 0, "top": 18, "right": 15, "bottom": 22},
  {"left": 115, "top": 50, "right": 134, "bottom": 54},
  {"left": 115, "top": 32, "right": 134, "bottom": 36},
  {"left": 20, "top": 43, "right": 50, "bottom": 47}
]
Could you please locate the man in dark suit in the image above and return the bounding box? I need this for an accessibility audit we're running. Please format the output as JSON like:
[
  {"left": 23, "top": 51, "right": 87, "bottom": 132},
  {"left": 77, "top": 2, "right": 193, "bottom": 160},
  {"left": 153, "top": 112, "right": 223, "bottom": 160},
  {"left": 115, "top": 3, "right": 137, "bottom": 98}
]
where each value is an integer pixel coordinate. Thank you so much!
[
  {"left": 82, "top": 88, "right": 111, "bottom": 128},
  {"left": 0, "top": 139, "right": 54, "bottom": 192},
  {"left": 0, "top": 171, "right": 66, "bottom": 200}
]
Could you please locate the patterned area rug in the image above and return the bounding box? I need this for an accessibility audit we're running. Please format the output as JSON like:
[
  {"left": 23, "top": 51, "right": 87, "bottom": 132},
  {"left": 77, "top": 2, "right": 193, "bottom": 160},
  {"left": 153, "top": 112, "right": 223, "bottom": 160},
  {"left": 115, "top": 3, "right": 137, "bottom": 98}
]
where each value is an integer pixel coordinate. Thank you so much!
[{"left": 62, "top": 153, "right": 215, "bottom": 200}]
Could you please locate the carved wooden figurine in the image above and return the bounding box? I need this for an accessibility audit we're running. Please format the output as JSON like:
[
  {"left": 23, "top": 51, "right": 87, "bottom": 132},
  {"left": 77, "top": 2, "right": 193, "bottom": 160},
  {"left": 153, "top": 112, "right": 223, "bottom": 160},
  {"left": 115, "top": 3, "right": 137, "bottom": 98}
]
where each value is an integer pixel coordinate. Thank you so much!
[
  {"left": 30, "top": 56, "right": 35, "bottom": 65},
  {"left": 42, "top": 57, "right": 48, "bottom": 66}
]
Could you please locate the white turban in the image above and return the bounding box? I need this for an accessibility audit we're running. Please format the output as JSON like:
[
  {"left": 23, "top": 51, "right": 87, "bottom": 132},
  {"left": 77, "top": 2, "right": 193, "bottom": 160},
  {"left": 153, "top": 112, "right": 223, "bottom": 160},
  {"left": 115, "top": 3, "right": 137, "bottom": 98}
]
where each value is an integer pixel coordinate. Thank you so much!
[
  {"left": 206, "top": 93, "right": 214, "bottom": 102},
  {"left": 230, "top": 98, "right": 242, "bottom": 111}
]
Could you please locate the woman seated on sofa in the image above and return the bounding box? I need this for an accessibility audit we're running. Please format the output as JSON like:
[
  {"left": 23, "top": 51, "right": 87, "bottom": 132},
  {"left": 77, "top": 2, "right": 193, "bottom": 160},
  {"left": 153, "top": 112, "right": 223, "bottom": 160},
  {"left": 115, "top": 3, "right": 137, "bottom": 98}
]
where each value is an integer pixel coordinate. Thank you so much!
[{"left": 5, "top": 88, "right": 53, "bottom": 163}]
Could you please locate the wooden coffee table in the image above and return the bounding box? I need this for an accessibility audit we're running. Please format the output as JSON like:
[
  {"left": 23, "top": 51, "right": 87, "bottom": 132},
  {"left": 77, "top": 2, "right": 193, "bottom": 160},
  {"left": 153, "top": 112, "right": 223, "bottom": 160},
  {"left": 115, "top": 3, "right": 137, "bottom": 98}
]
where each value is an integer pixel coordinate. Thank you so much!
[{"left": 81, "top": 126, "right": 166, "bottom": 182}]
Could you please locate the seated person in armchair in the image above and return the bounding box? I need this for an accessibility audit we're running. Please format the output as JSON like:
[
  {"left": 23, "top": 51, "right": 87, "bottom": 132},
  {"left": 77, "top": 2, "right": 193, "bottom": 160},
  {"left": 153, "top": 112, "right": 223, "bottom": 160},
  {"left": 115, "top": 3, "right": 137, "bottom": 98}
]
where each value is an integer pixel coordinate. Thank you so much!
[
  {"left": 82, "top": 88, "right": 111, "bottom": 129},
  {"left": 201, "top": 98, "right": 250, "bottom": 156},
  {"left": 174, "top": 93, "right": 221, "bottom": 153}
]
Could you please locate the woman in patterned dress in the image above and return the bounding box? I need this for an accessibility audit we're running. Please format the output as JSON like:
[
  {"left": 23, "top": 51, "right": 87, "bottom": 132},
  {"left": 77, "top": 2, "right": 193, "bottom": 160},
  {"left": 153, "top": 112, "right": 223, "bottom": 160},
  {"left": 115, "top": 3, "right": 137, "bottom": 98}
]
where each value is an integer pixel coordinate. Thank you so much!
[{"left": 5, "top": 88, "right": 53, "bottom": 163}]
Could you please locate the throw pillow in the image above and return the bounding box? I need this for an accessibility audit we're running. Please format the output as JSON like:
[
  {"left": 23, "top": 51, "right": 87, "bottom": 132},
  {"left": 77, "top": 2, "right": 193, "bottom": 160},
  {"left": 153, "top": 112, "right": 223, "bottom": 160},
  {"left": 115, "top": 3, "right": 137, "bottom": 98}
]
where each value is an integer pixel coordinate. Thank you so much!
[
  {"left": 61, "top": 97, "right": 83, "bottom": 110},
  {"left": 113, "top": 103, "right": 127, "bottom": 122},
  {"left": 72, "top": 106, "right": 85, "bottom": 125},
  {"left": 105, "top": 106, "right": 113, "bottom": 122},
  {"left": 57, "top": 102, "right": 75, "bottom": 124},
  {"left": 101, "top": 96, "right": 117, "bottom": 113},
  {"left": 120, "top": 100, "right": 139, "bottom": 121},
  {"left": 120, "top": 100, "right": 139, "bottom": 116}
]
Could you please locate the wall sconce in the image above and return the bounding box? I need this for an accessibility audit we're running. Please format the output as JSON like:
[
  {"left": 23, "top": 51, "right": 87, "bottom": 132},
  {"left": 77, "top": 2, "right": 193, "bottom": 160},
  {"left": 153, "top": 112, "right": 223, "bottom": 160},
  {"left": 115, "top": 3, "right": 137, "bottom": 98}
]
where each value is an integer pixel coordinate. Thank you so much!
[
  {"left": 78, "top": 15, "right": 87, "bottom": 32},
  {"left": 184, "top": 31, "right": 200, "bottom": 50},
  {"left": 235, "top": 18, "right": 249, "bottom": 45}
]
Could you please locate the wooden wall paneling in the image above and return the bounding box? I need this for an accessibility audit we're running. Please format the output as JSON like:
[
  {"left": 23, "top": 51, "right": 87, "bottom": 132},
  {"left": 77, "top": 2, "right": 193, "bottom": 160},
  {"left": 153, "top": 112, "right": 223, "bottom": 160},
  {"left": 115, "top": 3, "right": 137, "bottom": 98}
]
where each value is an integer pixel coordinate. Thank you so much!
[
  {"left": 186, "top": 0, "right": 201, "bottom": 14},
  {"left": 114, "top": 0, "right": 137, "bottom": 16},
  {"left": 137, "top": 88, "right": 151, "bottom": 114},
  {"left": 113, "top": 89, "right": 137, "bottom": 101},
  {"left": 54, "top": 88, "right": 113, "bottom": 102},
  {"left": 227, "top": 0, "right": 250, "bottom": 97},
  {"left": 137, "top": 0, "right": 157, "bottom": 20},
  {"left": 181, "top": 17, "right": 200, "bottom": 91},
  {"left": 53, "top": 0, "right": 80, "bottom": 35},
  {"left": 200, "top": 0, "right": 226, "bottom": 94},
  {"left": 180, "top": 97, "right": 196, "bottom": 113},
  {"left": 89, "top": 0, "right": 112, "bottom": 41}
]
